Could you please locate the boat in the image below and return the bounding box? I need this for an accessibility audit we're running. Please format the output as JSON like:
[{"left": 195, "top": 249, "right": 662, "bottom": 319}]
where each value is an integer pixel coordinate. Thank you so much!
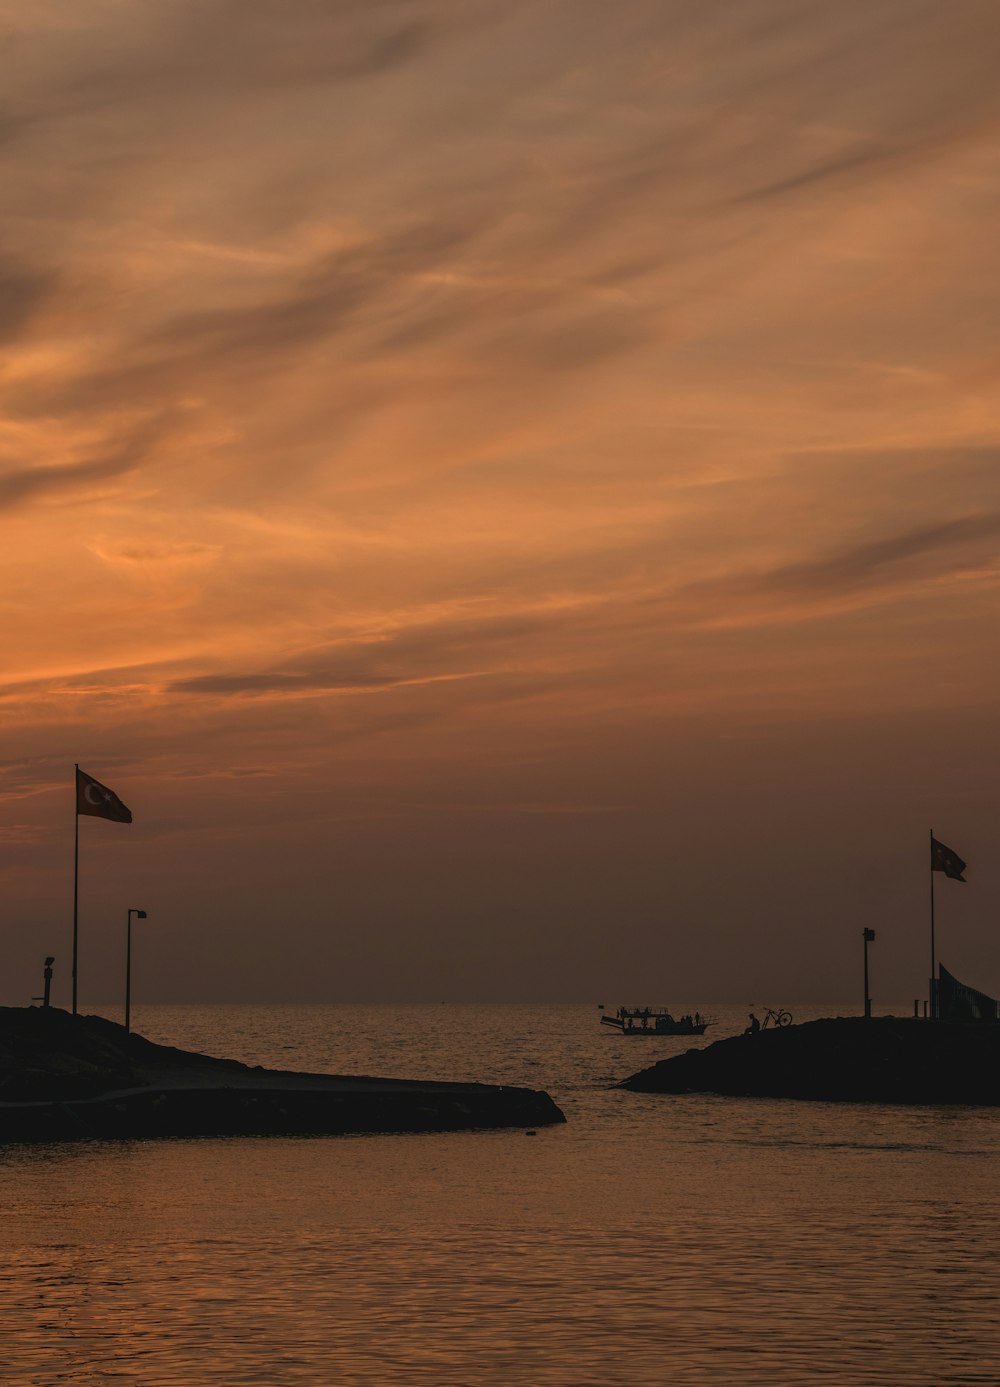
[{"left": 600, "top": 1006, "right": 713, "bottom": 1036}]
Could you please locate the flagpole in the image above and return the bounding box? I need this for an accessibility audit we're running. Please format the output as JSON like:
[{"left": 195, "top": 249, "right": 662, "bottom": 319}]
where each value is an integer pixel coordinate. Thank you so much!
[
  {"left": 73, "top": 764, "right": 79, "bottom": 1015},
  {"left": 929, "top": 828, "right": 936, "bottom": 1021}
]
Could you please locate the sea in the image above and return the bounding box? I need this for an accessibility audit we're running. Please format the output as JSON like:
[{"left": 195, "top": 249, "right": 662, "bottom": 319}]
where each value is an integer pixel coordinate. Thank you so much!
[{"left": 3, "top": 1001, "right": 999, "bottom": 1386}]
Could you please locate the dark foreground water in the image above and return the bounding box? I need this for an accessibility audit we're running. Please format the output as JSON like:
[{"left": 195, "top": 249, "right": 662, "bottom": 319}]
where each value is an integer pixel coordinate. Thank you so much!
[{"left": 3, "top": 1002, "right": 998, "bottom": 1385}]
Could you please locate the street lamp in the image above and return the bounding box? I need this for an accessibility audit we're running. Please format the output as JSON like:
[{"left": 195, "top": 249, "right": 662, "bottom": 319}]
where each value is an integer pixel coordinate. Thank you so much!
[
  {"left": 862, "top": 927, "right": 876, "bottom": 1019},
  {"left": 125, "top": 909, "right": 147, "bottom": 1035}
]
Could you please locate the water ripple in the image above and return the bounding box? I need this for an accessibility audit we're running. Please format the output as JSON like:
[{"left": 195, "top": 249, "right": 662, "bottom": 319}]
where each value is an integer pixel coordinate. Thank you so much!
[{"left": 3, "top": 1002, "right": 999, "bottom": 1385}]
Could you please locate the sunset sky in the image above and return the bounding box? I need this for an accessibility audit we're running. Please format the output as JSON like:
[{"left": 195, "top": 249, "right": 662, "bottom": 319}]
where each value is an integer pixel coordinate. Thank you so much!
[{"left": 3, "top": 0, "right": 999, "bottom": 1008}]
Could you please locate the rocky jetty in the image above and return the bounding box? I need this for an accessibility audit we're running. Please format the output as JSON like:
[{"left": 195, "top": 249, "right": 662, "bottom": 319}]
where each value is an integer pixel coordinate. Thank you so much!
[
  {"left": 619, "top": 1015, "right": 1000, "bottom": 1106},
  {"left": 0, "top": 1007, "right": 565, "bottom": 1143}
]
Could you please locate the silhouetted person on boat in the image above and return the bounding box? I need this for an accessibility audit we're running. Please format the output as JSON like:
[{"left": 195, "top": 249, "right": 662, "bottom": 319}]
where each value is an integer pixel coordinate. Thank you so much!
[{"left": 745, "top": 1013, "right": 760, "bottom": 1035}]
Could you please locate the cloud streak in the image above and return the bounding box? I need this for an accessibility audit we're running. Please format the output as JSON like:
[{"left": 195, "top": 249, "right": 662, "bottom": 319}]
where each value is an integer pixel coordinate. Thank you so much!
[
  {"left": 0, "top": 414, "right": 172, "bottom": 510},
  {"left": 760, "top": 515, "right": 1000, "bottom": 592},
  {"left": 166, "top": 608, "right": 568, "bottom": 698}
]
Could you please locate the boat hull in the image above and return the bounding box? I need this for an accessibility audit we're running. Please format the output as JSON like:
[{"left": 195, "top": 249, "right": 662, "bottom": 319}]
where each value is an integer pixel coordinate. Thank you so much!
[{"left": 601, "top": 1015, "right": 709, "bottom": 1037}]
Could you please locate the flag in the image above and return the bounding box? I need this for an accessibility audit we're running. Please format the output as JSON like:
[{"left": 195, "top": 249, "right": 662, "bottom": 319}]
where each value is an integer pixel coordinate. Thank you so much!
[
  {"left": 931, "top": 837, "right": 966, "bottom": 882},
  {"left": 77, "top": 768, "right": 132, "bottom": 823}
]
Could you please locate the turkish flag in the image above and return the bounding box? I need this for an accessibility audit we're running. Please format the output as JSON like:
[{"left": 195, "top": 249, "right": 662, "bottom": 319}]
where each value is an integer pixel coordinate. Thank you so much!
[{"left": 76, "top": 768, "right": 133, "bottom": 823}]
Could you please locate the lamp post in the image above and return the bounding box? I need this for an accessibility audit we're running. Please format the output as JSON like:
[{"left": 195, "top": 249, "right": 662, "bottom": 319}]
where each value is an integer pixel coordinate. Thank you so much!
[
  {"left": 125, "top": 909, "right": 147, "bottom": 1035},
  {"left": 862, "top": 927, "right": 876, "bottom": 1019}
]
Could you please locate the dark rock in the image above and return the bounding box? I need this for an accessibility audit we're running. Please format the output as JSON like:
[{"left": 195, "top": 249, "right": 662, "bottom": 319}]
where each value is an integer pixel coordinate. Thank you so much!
[
  {"left": 618, "top": 1016, "right": 1000, "bottom": 1106},
  {"left": 0, "top": 1007, "right": 565, "bottom": 1143},
  {"left": 0, "top": 1005, "right": 245, "bottom": 1101}
]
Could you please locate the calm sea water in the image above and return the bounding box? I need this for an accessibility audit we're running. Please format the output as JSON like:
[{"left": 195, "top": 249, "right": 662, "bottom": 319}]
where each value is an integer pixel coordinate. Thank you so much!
[{"left": 3, "top": 1002, "right": 999, "bottom": 1385}]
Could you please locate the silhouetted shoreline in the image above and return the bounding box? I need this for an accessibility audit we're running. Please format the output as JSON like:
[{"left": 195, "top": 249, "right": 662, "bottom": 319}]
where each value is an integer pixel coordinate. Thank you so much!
[
  {"left": 0, "top": 1007, "right": 565, "bottom": 1142},
  {"left": 619, "top": 1015, "right": 1000, "bottom": 1105}
]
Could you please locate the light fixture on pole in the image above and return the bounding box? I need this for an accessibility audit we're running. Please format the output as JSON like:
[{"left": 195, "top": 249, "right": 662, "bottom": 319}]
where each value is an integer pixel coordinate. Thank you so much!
[
  {"left": 125, "top": 909, "right": 147, "bottom": 1036},
  {"left": 862, "top": 927, "right": 876, "bottom": 1019}
]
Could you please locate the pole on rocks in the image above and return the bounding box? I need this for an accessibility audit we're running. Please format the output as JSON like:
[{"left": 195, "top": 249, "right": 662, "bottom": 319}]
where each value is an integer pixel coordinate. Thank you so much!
[
  {"left": 125, "top": 909, "right": 147, "bottom": 1035},
  {"left": 862, "top": 928, "right": 875, "bottom": 1018},
  {"left": 32, "top": 956, "right": 55, "bottom": 1008},
  {"left": 73, "top": 765, "right": 134, "bottom": 1017},
  {"left": 929, "top": 828, "right": 936, "bottom": 1020},
  {"left": 73, "top": 765, "right": 80, "bottom": 1014}
]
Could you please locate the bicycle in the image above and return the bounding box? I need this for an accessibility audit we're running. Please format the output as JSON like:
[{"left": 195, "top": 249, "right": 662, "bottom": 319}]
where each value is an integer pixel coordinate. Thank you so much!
[{"left": 760, "top": 1006, "right": 793, "bottom": 1029}]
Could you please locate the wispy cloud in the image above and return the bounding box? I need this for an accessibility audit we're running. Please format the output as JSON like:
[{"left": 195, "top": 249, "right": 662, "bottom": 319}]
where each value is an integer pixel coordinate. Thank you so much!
[
  {"left": 682, "top": 513, "right": 1000, "bottom": 626},
  {"left": 0, "top": 414, "right": 172, "bottom": 510},
  {"left": 166, "top": 608, "right": 568, "bottom": 698},
  {"left": 760, "top": 515, "right": 1000, "bottom": 592}
]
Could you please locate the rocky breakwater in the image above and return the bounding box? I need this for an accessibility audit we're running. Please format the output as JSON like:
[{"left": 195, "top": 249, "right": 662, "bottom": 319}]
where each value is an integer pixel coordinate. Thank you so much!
[
  {"left": 0, "top": 1007, "right": 565, "bottom": 1143},
  {"left": 619, "top": 1015, "right": 1000, "bottom": 1106}
]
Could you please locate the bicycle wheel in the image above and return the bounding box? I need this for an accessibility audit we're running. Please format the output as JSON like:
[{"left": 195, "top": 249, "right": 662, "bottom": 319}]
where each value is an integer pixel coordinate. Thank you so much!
[{"left": 776, "top": 1010, "right": 793, "bottom": 1027}]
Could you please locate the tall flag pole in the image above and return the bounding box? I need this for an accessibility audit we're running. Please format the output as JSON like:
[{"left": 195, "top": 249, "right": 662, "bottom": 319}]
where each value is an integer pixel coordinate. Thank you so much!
[
  {"left": 73, "top": 765, "right": 79, "bottom": 1014},
  {"left": 73, "top": 766, "right": 133, "bottom": 1015},
  {"left": 929, "top": 828, "right": 935, "bottom": 1019},
  {"left": 929, "top": 831, "right": 967, "bottom": 1020}
]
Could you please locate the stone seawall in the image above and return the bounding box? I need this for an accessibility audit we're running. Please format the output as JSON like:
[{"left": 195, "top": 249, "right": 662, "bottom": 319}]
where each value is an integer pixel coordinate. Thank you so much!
[
  {"left": 619, "top": 1016, "right": 1000, "bottom": 1106},
  {"left": 0, "top": 1007, "right": 565, "bottom": 1143},
  {"left": 1, "top": 1079, "right": 564, "bottom": 1143}
]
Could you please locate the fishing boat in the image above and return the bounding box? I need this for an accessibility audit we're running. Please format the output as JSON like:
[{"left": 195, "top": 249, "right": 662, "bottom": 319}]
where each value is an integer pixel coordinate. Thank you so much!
[{"left": 600, "top": 1006, "right": 713, "bottom": 1036}]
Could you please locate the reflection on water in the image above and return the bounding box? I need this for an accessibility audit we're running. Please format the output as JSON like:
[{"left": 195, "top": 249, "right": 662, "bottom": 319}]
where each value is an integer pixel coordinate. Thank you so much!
[{"left": 3, "top": 1003, "right": 999, "bottom": 1384}]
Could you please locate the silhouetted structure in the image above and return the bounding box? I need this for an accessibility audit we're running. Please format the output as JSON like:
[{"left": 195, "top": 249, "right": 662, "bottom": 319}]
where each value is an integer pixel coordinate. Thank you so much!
[
  {"left": 929, "top": 830, "right": 966, "bottom": 1019},
  {"left": 73, "top": 765, "right": 133, "bottom": 1014},
  {"left": 862, "top": 928, "right": 875, "bottom": 1018},
  {"left": 620, "top": 1015, "right": 1000, "bottom": 1105},
  {"left": 938, "top": 964, "right": 999, "bottom": 1023},
  {"left": 32, "top": 957, "right": 55, "bottom": 1008},
  {"left": 601, "top": 1006, "right": 712, "bottom": 1036},
  {"left": 0, "top": 1007, "right": 566, "bottom": 1143},
  {"left": 125, "top": 910, "right": 147, "bottom": 1035}
]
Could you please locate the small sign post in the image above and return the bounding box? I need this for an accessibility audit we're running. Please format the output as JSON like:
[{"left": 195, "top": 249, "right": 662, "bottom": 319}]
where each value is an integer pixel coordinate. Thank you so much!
[{"left": 32, "top": 957, "right": 55, "bottom": 1008}]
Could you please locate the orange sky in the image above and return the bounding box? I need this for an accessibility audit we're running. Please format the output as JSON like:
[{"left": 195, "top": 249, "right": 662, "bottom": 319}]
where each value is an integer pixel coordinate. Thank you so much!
[{"left": 3, "top": 0, "right": 999, "bottom": 1007}]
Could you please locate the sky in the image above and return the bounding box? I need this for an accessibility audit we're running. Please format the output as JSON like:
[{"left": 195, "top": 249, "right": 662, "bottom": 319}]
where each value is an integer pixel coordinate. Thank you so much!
[{"left": 2, "top": 0, "right": 999, "bottom": 1009}]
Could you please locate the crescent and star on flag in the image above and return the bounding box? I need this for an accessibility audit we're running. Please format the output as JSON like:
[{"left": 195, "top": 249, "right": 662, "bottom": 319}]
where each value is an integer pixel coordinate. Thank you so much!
[{"left": 76, "top": 767, "right": 133, "bottom": 824}]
